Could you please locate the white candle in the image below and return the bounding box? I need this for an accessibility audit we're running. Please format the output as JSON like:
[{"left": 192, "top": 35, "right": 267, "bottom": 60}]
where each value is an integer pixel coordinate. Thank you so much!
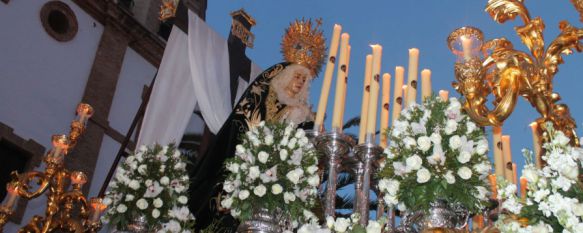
[
  {"left": 391, "top": 67, "right": 405, "bottom": 125},
  {"left": 366, "top": 44, "right": 383, "bottom": 136},
  {"left": 461, "top": 36, "right": 473, "bottom": 61},
  {"left": 439, "top": 90, "right": 449, "bottom": 101},
  {"left": 3, "top": 184, "right": 19, "bottom": 209},
  {"left": 502, "top": 135, "right": 514, "bottom": 182},
  {"left": 421, "top": 69, "right": 432, "bottom": 102},
  {"left": 530, "top": 122, "right": 542, "bottom": 168},
  {"left": 492, "top": 127, "right": 504, "bottom": 178},
  {"left": 405, "top": 48, "right": 419, "bottom": 107},
  {"left": 358, "top": 55, "right": 373, "bottom": 144},
  {"left": 380, "top": 73, "right": 392, "bottom": 148},
  {"left": 314, "top": 24, "right": 342, "bottom": 130},
  {"left": 331, "top": 33, "right": 350, "bottom": 131},
  {"left": 339, "top": 45, "right": 351, "bottom": 125}
]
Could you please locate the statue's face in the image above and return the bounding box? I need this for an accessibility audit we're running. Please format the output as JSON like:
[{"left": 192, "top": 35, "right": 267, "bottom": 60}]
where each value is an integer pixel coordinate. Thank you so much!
[{"left": 287, "top": 70, "right": 308, "bottom": 97}]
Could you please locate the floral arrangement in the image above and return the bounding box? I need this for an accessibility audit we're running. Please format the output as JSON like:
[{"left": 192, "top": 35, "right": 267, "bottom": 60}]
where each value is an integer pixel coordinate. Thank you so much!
[
  {"left": 220, "top": 121, "right": 320, "bottom": 225},
  {"left": 102, "top": 144, "right": 195, "bottom": 233},
  {"left": 377, "top": 97, "right": 492, "bottom": 214},
  {"left": 297, "top": 214, "right": 386, "bottom": 233},
  {"left": 495, "top": 124, "right": 583, "bottom": 233}
]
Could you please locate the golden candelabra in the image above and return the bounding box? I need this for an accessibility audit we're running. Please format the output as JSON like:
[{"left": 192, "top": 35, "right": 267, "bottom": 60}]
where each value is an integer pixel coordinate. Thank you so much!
[
  {"left": 448, "top": 0, "right": 583, "bottom": 149},
  {"left": 0, "top": 103, "right": 106, "bottom": 233}
]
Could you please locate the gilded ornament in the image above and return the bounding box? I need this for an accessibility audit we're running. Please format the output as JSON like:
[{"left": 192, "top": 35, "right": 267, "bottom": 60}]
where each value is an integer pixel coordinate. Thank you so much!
[{"left": 281, "top": 18, "right": 327, "bottom": 75}]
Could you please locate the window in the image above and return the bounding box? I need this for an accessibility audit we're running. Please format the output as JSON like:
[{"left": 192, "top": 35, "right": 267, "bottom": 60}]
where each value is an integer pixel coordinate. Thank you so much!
[{"left": 40, "top": 1, "right": 78, "bottom": 42}]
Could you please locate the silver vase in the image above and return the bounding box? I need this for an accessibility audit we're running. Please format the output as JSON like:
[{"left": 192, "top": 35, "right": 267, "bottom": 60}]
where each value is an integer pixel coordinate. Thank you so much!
[
  {"left": 236, "top": 208, "right": 292, "bottom": 233},
  {"left": 124, "top": 215, "right": 161, "bottom": 233},
  {"left": 396, "top": 200, "right": 469, "bottom": 233}
]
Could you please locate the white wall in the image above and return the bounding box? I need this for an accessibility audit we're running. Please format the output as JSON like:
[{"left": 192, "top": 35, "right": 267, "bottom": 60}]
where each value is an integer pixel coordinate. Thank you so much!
[
  {"left": 89, "top": 48, "right": 157, "bottom": 198},
  {"left": 0, "top": 0, "right": 104, "bottom": 231}
]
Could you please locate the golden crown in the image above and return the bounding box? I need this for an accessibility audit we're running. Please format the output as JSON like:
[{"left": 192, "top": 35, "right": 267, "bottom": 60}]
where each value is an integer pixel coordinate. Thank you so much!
[{"left": 281, "top": 18, "right": 327, "bottom": 76}]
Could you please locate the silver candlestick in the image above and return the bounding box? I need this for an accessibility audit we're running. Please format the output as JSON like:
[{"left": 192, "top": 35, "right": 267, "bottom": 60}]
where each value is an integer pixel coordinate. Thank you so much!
[
  {"left": 316, "top": 128, "right": 354, "bottom": 217},
  {"left": 353, "top": 141, "right": 383, "bottom": 225}
]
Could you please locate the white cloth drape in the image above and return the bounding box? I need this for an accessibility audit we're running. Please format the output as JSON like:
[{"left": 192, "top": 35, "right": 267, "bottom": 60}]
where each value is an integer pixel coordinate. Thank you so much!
[{"left": 137, "top": 12, "right": 262, "bottom": 146}]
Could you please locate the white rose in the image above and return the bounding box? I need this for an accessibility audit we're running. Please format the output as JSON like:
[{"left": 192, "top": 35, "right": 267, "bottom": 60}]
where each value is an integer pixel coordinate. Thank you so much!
[
  {"left": 223, "top": 181, "right": 235, "bottom": 193},
  {"left": 416, "top": 168, "right": 431, "bottom": 183},
  {"left": 227, "top": 163, "right": 239, "bottom": 173},
  {"left": 417, "top": 136, "right": 432, "bottom": 152},
  {"left": 238, "top": 190, "right": 250, "bottom": 200},
  {"left": 466, "top": 121, "right": 477, "bottom": 133},
  {"left": 476, "top": 140, "right": 488, "bottom": 155},
  {"left": 138, "top": 164, "right": 147, "bottom": 175},
  {"left": 257, "top": 151, "right": 269, "bottom": 164},
  {"left": 279, "top": 150, "right": 288, "bottom": 161},
  {"left": 295, "top": 129, "right": 306, "bottom": 139},
  {"left": 178, "top": 196, "right": 188, "bottom": 204},
  {"left": 116, "top": 204, "right": 127, "bottom": 213},
  {"left": 445, "top": 119, "right": 458, "bottom": 135},
  {"left": 153, "top": 198, "right": 163, "bottom": 208},
  {"left": 326, "top": 216, "right": 335, "bottom": 229},
  {"left": 125, "top": 194, "right": 135, "bottom": 202},
  {"left": 253, "top": 185, "right": 267, "bottom": 197},
  {"left": 145, "top": 179, "right": 153, "bottom": 187},
  {"left": 136, "top": 198, "right": 148, "bottom": 210},
  {"left": 129, "top": 180, "right": 140, "bottom": 190},
  {"left": 406, "top": 155, "right": 423, "bottom": 171},
  {"left": 160, "top": 176, "right": 170, "bottom": 185},
  {"left": 265, "top": 135, "right": 274, "bottom": 145},
  {"left": 236, "top": 144, "right": 245, "bottom": 154},
  {"left": 523, "top": 168, "right": 539, "bottom": 183},
  {"left": 307, "top": 166, "right": 318, "bottom": 174},
  {"left": 430, "top": 133, "right": 442, "bottom": 144},
  {"left": 449, "top": 135, "right": 462, "bottom": 150},
  {"left": 221, "top": 197, "right": 233, "bottom": 209},
  {"left": 366, "top": 221, "right": 382, "bottom": 233},
  {"left": 573, "top": 203, "right": 583, "bottom": 216},
  {"left": 307, "top": 175, "right": 320, "bottom": 187},
  {"left": 334, "top": 217, "right": 350, "bottom": 232},
  {"left": 152, "top": 209, "right": 160, "bottom": 218},
  {"left": 384, "top": 148, "right": 395, "bottom": 159},
  {"left": 286, "top": 169, "right": 302, "bottom": 184},
  {"left": 159, "top": 165, "right": 165, "bottom": 172},
  {"left": 288, "top": 138, "right": 297, "bottom": 149},
  {"left": 562, "top": 164, "right": 579, "bottom": 180},
  {"left": 271, "top": 184, "right": 283, "bottom": 195},
  {"left": 444, "top": 171, "right": 456, "bottom": 184},
  {"left": 553, "top": 132, "right": 570, "bottom": 146},
  {"left": 383, "top": 194, "right": 399, "bottom": 206},
  {"left": 457, "top": 151, "right": 471, "bottom": 164},
  {"left": 403, "top": 137, "right": 416, "bottom": 149},
  {"left": 283, "top": 192, "right": 296, "bottom": 203},
  {"left": 248, "top": 166, "right": 260, "bottom": 180},
  {"left": 457, "top": 166, "right": 472, "bottom": 180}
]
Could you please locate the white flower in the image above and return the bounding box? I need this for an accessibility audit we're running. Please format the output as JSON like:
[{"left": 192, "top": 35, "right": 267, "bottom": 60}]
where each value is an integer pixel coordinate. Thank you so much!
[
  {"left": 265, "top": 135, "right": 274, "bottom": 145},
  {"left": 383, "top": 194, "right": 399, "bottom": 206},
  {"left": 444, "top": 171, "right": 456, "bottom": 184},
  {"left": 444, "top": 119, "right": 458, "bottom": 135},
  {"left": 403, "top": 137, "right": 417, "bottom": 149},
  {"left": 457, "top": 166, "right": 472, "bottom": 180},
  {"left": 279, "top": 150, "right": 288, "bottom": 161},
  {"left": 159, "top": 165, "right": 165, "bottom": 173},
  {"left": 221, "top": 197, "right": 233, "bottom": 209},
  {"left": 238, "top": 190, "right": 250, "bottom": 200},
  {"left": 253, "top": 185, "right": 267, "bottom": 197},
  {"left": 125, "top": 194, "right": 135, "bottom": 202},
  {"left": 153, "top": 198, "right": 163, "bottom": 208},
  {"left": 168, "top": 206, "right": 192, "bottom": 222},
  {"left": 457, "top": 151, "right": 471, "bottom": 164},
  {"left": 473, "top": 162, "right": 491, "bottom": 177},
  {"left": 129, "top": 180, "right": 140, "bottom": 190},
  {"left": 307, "top": 166, "right": 318, "bottom": 174},
  {"left": 160, "top": 176, "right": 170, "bottom": 185},
  {"left": 271, "top": 184, "right": 283, "bottom": 195},
  {"left": 295, "top": 129, "right": 306, "bottom": 139},
  {"left": 138, "top": 164, "right": 147, "bottom": 175},
  {"left": 307, "top": 175, "right": 320, "bottom": 187},
  {"left": 406, "top": 155, "right": 423, "bottom": 171},
  {"left": 573, "top": 203, "right": 583, "bottom": 216},
  {"left": 152, "top": 209, "right": 160, "bottom": 218},
  {"left": 223, "top": 181, "right": 235, "bottom": 193},
  {"left": 553, "top": 132, "right": 570, "bottom": 146},
  {"left": 257, "top": 151, "right": 269, "bottom": 164},
  {"left": 466, "top": 121, "right": 477, "bottom": 133},
  {"left": 449, "top": 135, "right": 462, "bottom": 150},
  {"left": 236, "top": 144, "right": 245, "bottom": 155},
  {"left": 178, "top": 196, "right": 188, "bottom": 204},
  {"left": 561, "top": 164, "right": 579, "bottom": 180},
  {"left": 288, "top": 138, "right": 297, "bottom": 149},
  {"left": 430, "top": 132, "right": 442, "bottom": 145},
  {"left": 476, "top": 186, "right": 489, "bottom": 201},
  {"left": 523, "top": 167, "right": 539, "bottom": 183},
  {"left": 136, "top": 198, "right": 148, "bottom": 210},
  {"left": 227, "top": 162, "right": 239, "bottom": 173},
  {"left": 411, "top": 122, "right": 426, "bottom": 135},
  {"left": 326, "top": 216, "right": 335, "bottom": 228},
  {"left": 334, "top": 217, "right": 351, "bottom": 232},
  {"left": 248, "top": 166, "right": 260, "bottom": 180},
  {"left": 417, "top": 136, "right": 432, "bottom": 152},
  {"left": 283, "top": 192, "right": 296, "bottom": 203},
  {"left": 416, "top": 168, "right": 431, "bottom": 183},
  {"left": 384, "top": 147, "right": 395, "bottom": 159},
  {"left": 116, "top": 204, "right": 127, "bottom": 213},
  {"left": 476, "top": 139, "right": 488, "bottom": 155},
  {"left": 286, "top": 169, "right": 304, "bottom": 184},
  {"left": 144, "top": 181, "right": 163, "bottom": 198},
  {"left": 366, "top": 220, "right": 382, "bottom": 233}
]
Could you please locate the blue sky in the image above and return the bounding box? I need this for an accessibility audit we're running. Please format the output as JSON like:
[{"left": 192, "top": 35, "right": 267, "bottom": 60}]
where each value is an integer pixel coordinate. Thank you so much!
[{"left": 205, "top": 1, "right": 583, "bottom": 180}]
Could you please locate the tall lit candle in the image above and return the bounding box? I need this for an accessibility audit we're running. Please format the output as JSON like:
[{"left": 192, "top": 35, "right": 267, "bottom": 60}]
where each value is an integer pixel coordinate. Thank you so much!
[
  {"left": 358, "top": 55, "right": 373, "bottom": 144},
  {"left": 501, "top": 135, "right": 514, "bottom": 182},
  {"left": 314, "top": 24, "right": 342, "bottom": 130},
  {"left": 439, "top": 90, "right": 449, "bottom": 101},
  {"left": 380, "top": 73, "right": 392, "bottom": 148},
  {"left": 461, "top": 36, "right": 473, "bottom": 61},
  {"left": 530, "top": 122, "right": 542, "bottom": 168},
  {"left": 339, "top": 45, "right": 351, "bottom": 125},
  {"left": 3, "top": 183, "right": 19, "bottom": 209},
  {"left": 488, "top": 174, "right": 498, "bottom": 199},
  {"left": 331, "top": 33, "right": 350, "bottom": 131},
  {"left": 365, "top": 44, "right": 383, "bottom": 136},
  {"left": 391, "top": 66, "right": 405, "bottom": 126},
  {"left": 405, "top": 48, "right": 419, "bottom": 107},
  {"left": 493, "top": 127, "right": 504, "bottom": 178},
  {"left": 421, "top": 69, "right": 432, "bottom": 102},
  {"left": 520, "top": 177, "right": 528, "bottom": 201}
]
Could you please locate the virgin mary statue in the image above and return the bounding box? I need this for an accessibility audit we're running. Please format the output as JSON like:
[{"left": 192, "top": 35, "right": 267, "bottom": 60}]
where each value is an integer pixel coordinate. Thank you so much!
[{"left": 188, "top": 19, "right": 326, "bottom": 231}]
